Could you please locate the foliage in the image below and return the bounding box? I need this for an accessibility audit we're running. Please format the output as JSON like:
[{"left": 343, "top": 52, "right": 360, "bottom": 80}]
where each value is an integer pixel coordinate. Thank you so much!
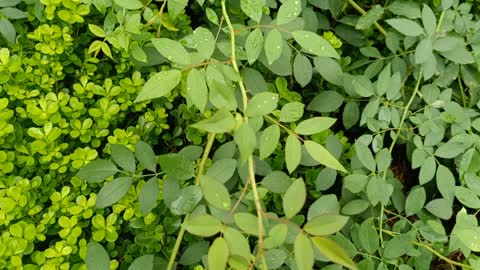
[{"left": 1, "top": 0, "right": 480, "bottom": 269}]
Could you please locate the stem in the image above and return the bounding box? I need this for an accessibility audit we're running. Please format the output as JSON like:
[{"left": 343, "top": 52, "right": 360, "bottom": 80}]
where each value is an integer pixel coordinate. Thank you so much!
[
  {"left": 166, "top": 132, "right": 216, "bottom": 270},
  {"left": 346, "top": 0, "right": 388, "bottom": 36}
]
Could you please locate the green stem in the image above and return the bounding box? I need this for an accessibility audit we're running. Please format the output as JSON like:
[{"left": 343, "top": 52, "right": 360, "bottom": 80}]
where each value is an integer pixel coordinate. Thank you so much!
[{"left": 166, "top": 132, "right": 216, "bottom": 270}]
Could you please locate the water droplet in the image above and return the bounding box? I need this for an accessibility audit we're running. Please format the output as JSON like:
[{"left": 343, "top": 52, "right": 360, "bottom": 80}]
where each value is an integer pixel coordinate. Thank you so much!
[
  {"left": 305, "top": 34, "right": 309, "bottom": 38},
  {"left": 276, "top": 46, "right": 281, "bottom": 49}
]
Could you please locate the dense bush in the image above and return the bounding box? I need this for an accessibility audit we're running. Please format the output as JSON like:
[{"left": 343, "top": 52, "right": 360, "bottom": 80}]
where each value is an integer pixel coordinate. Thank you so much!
[{"left": 1, "top": 0, "right": 480, "bottom": 269}]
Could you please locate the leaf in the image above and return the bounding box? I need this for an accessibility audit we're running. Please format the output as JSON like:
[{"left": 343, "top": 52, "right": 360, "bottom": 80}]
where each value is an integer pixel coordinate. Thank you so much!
[
  {"left": 0, "top": 0, "right": 21, "bottom": 7},
  {"left": 128, "top": 254, "right": 154, "bottom": 270},
  {"left": 110, "top": 144, "right": 136, "bottom": 172},
  {"left": 312, "top": 237, "right": 358, "bottom": 270},
  {"left": 283, "top": 178, "right": 306, "bottom": 218},
  {"left": 387, "top": 1, "right": 421, "bottom": 19},
  {"left": 421, "top": 4, "right": 436, "bottom": 36},
  {"left": 341, "top": 200, "right": 370, "bottom": 215},
  {"left": 343, "top": 174, "right": 368, "bottom": 193},
  {"left": 366, "top": 176, "right": 393, "bottom": 206},
  {"left": 135, "top": 141, "right": 156, "bottom": 172},
  {"left": 455, "top": 187, "right": 480, "bottom": 209},
  {"left": 88, "top": 24, "right": 106, "bottom": 37},
  {"left": 134, "top": 70, "right": 182, "bottom": 102},
  {"left": 344, "top": 75, "right": 374, "bottom": 97},
  {"left": 206, "top": 159, "right": 237, "bottom": 183},
  {"left": 0, "top": 19, "right": 15, "bottom": 43},
  {"left": 295, "top": 117, "right": 336, "bottom": 135},
  {"left": 375, "top": 148, "right": 392, "bottom": 172},
  {"left": 206, "top": 8, "right": 218, "bottom": 25},
  {"left": 261, "top": 171, "right": 292, "bottom": 193},
  {"left": 179, "top": 241, "right": 209, "bottom": 265},
  {"left": 101, "top": 43, "right": 113, "bottom": 59},
  {"left": 158, "top": 153, "right": 194, "bottom": 181},
  {"left": 285, "top": 134, "right": 301, "bottom": 174},
  {"left": 277, "top": 0, "right": 302, "bottom": 25},
  {"left": 264, "top": 29, "right": 283, "bottom": 64},
  {"left": 358, "top": 221, "right": 379, "bottom": 253},
  {"left": 245, "top": 29, "right": 264, "bottom": 64},
  {"left": 240, "top": 0, "right": 265, "bottom": 22},
  {"left": 415, "top": 39, "right": 433, "bottom": 64},
  {"left": 436, "top": 165, "right": 455, "bottom": 203},
  {"left": 185, "top": 214, "right": 222, "bottom": 237},
  {"left": 440, "top": 47, "right": 475, "bottom": 65},
  {"left": 292, "top": 31, "right": 340, "bottom": 58},
  {"left": 234, "top": 122, "right": 256, "bottom": 164},
  {"left": 192, "top": 27, "right": 215, "bottom": 59},
  {"left": 200, "top": 175, "right": 231, "bottom": 210},
  {"left": 168, "top": 0, "right": 188, "bottom": 19},
  {"left": 259, "top": 125, "right": 280, "bottom": 159},
  {"left": 294, "top": 233, "right": 314, "bottom": 270},
  {"left": 191, "top": 109, "right": 236, "bottom": 133},
  {"left": 356, "top": 5, "right": 384, "bottom": 30},
  {"left": 224, "top": 227, "right": 251, "bottom": 260},
  {"left": 435, "top": 141, "right": 465, "bottom": 158},
  {"left": 151, "top": 38, "right": 191, "bottom": 65},
  {"left": 170, "top": 186, "right": 203, "bottom": 215},
  {"left": 96, "top": 177, "right": 133, "bottom": 208},
  {"left": 293, "top": 54, "right": 313, "bottom": 87},
  {"left": 425, "top": 199, "right": 452, "bottom": 220},
  {"left": 304, "top": 140, "right": 347, "bottom": 172},
  {"left": 314, "top": 57, "right": 344, "bottom": 86},
  {"left": 86, "top": 242, "right": 110, "bottom": 270},
  {"left": 355, "top": 141, "right": 376, "bottom": 172},
  {"left": 419, "top": 156, "right": 436, "bottom": 185},
  {"left": 208, "top": 237, "right": 229, "bottom": 270},
  {"left": 114, "top": 0, "right": 143, "bottom": 9},
  {"left": 139, "top": 178, "right": 159, "bottom": 215},
  {"left": 186, "top": 68, "right": 208, "bottom": 113},
  {"left": 246, "top": 92, "right": 279, "bottom": 117},
  {"left": 234, "top": 212, "right": 260, "bottom": 235},
  {"left": 386, "top": 18, "right": 424, "bottom": 36},
  {"left": 264, "top": 224, "right": 288, "bottom": 249},
  {"left": 76, "top": 159, "right": 118, "bottom": 183},
  {"left": 307, "top": 91, "right": 344, "bottom": 113},
  {"left": 343, "top": 102, "right": 360, "bottom": 129},
  {"left": 405, "top": 186, "right": 426, "bottom": 216},
  {"left": 456, "top": 229, "right": 480, "bottom": 252},
  {"left": 303, "top": 215, "right": 349, "bottom": 236}
]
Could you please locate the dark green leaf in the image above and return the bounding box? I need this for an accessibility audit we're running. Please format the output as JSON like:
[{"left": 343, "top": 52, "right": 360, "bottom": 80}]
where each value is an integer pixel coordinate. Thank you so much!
[
  {"left": 96, "top": 177, "right": 133, "bottom": 208},
  {"left": 158, "top": 153, "right": 194, "bottom": 181},
  {"left": 139, "top": 178, "right": 159, "bottom": 215},
  {"left": 170, "top": 186, "right": 203, "bottom": 215},
  {"left": 293, "top": 54, "right": 313, "bottom": 87},
  {"left": 307, "top": 91, "right": 344, "bottom": 113},
  {"left": 135, "top": 141, "right": 157, "bottom": 172},
  {"left": 86, "top": 242, "right": 110, "bottom": 270},
  {"left": 386, "top": 18, "right": 424, "bottom": 36},
  {"left": 292, "top": 31, "right": 340, "bottom": 58},
  {"left": 343, "top": 102, "right": 360, "bottom": 129},
  {"left": 128, "top": 254, "right": 154, "bottom": 270},
  {"left": 405, "top": 186, "right": 426, "bottom": 216},
  {"left": 314, "top": 57, "right": 344, "bottom": 86},
  {"left": 76, "top": 159, "right": 118, "bottom": 183},
  {"left": 111, "top": 144, "right": 135, "bottom": 172},
  {"left": 356, "top": 5, "right": 384, "bottom": 30},
  {"left": 262, "top": 171, "right": 291, "bottom": 193},
  {"left": 341, "top": 200, "right": 369, "bottom": 215}
]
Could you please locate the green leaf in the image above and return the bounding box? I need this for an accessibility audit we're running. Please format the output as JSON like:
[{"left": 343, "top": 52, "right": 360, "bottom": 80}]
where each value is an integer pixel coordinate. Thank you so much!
[
  {"left": 0, "top": 0, "right": 21, "bottom": 7},
  {"left": 135, "top": 141, "right": 156, "bottom": 172},
  {"left": 0, "top": 19, "right": 15, "bottom": 43},
  {"left": 405, "top": 186, "right": 426, "bottom": 216},
  {"left": 358, "top": 221, "right": 379, "bottom": 254},
  {"left": 96, "top": 177, "right": 133, "bottom": 208},
  {"left": 114, "top": 0, "right": 143, "bottom": 9},
  {"left": 304, "top": 215, "right": 349, "bottom": 236},
  {"left": 151, "top": 38, "right": 191, "bottom": 65},
  {"left": 208, "top": 237, "right": 229, "bottom": 270},
  {"left": 456, "top": 229, "right": 480, "bottom": 252},
  {"left": 341, "top": 200, "right": 370, "bottom": 215},
  {"left": 343, "top": 102, "right": 360, "bottom": 129},
  {"left": 224, "top": 227, "right": 251, "bottom": 260},
  {"left": 139, "top": 178, "right": 159, "bottom": 215},
  {"left": 128, "top": 254, "right": 154, "bottom": 270},
  {"left": 419, "top": 156, "right": 436, "bottom": 185},
  {"left": 304, "top": 140, "right": 347, "bottom": 172},
  {"left": 206, "top": 8, "right": 219, "bottom": 25},
  {"left": 158, "top": 153, "right": 194, "bottom": 181},
  {"left": 264, "top": 249, "right": 288, "bottom": 269},
  {"left": 265, "top": 29, "right": 283, "bottom": 64},
  {"left": 264, "top": 224, "right": 288, "bottom": 249},
  {"left": 180, "top": 241, "right": 209, "bottom": 266},
  {"left": 246, "top": 92, "right": 279, "bottom": 117},
  {"left": 415, "top": 39, "right": 433, "bottom": 64},
  {"left": 88, "top": 24, "right": 106, "bottom": 37},
  {"left": 0, "top": 7, "right": 27, "bottom": 19},
  {"left": 366, "top": 176, "right": 393, "bottom": 206},
  {"left": 293, "top": 54, "right": 313, "bottom": 87},
  {"left": 344, "top": 75, "right": 374, "bottom": 97},
  {"left": 294, "top": 233, "right": 314, "bottom": 270},
  {"left": 436, "top": 165, "right": 455, "bottom": 203},
  {"left": 355, "top": 141, "right": 376, "bottom": 172},
  {"left": 292, "top": 31, "right": 340, "bottom": 58},
  {"left": 421, "top": 4, "right": 436, "bottom": 36},
  {"left": 285, "top": 134, "right": 301, "bottom": 174},
  {"left": 425, "top": 198, "right": 452, "bottom": 220},
  {"left": 234, "top": 122, "right": 256, "bottom": 164},
  {"left": 435, "top": 141, "right": 465, "bottom": 158},
  {"left": 455, "top": 187, "right": 480, "bottom": 209},
  {"left": 375, "top": 148, "right": 392, "bottom": 172},
  {"left": 76, "top": 159, "right": 118, "bottom": 183},
  {"left": 110, "top": 144, "right": 136, "bottom": 172},
  {"left": 168, "top": 0, "right": 188, "bottom": 19},
  {"left": 261, "top": 171, "right": 292, "bottom": 193},
  {"left": 191, "top": 109, "right": 236, "bottom": 133},
  {"left": 206, "top": 159, "right": 237, "bottom": 183},
  {"left": 280, "top": 102, "right": 304, "bottom": 123},
  {"left": 86, "top": 242, "right": 110, "bottom": 270},
  {"left": 200, "top": 175, "right": 231, "bottom": 210},
  {"left": 295, "top": 117, "right": 336, "bottom": 135},
  {"left": 356, "top": 5, "right": 384, "bottom": 30},
  {"left": 134, "top": 70, "right": 182, "bottom": 102},
  {"left": 234, "top": 212, "right": 261, "bottom": 235},
  {"left": 343, "top": 174, "right": 368, "bottom": 193},
  {"left": 387, "top": 1, "right": 421, "bottom": 19},
  {"left": 185, "top": 214, "right": 222, "bottom": 237},
  {"left": 312, "top": 237, "right": 358, "bottom": 270},
  {"left": 283, "top": 178, "right": 306, "bottom": 218},
  {"left": 192, "top": 27, "right": 215, "bottom": 59},
  {"left": 170, "top": 186, "right": 203, "bottom": 215},
  {"left": 259, "top": 125, "right": 280, "bottom": 159},
  {"left": 386, "top": 18, "right": 424, "bottom": 36},
  {"left": 314, "top": 57, "right": 344, "bottom": 86},
  {"left": 307, "top": 91, "right": 344, "bottom": 113},
  {"left": 131, "top": 43, "right": 147, "bottom": 62},
  {"left": 240, "top": 0, "right": 265, "bottom": 22},
  {"left": 245, "top": 29, "right": 264, "bottom": 64},
  {"left": 277, "top": 0, "right": 302, "bottom": 25},
  {"left": 186, "top": 68, "right": 208, "bottom": 113}
]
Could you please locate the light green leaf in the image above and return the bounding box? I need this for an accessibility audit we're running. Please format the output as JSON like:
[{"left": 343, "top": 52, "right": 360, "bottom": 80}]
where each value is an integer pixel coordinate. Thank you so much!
[
  {"left": 96, "top": 177, "right": 133, "bottom": 208},
  {"left": 387, "top": 1, "right": 421, "bottom": 19},
  {"left": 265, "top": 29, "right": 283, "bottom": 64},
  {"left": 206, "top": 159, "right": 237, "bottom": 183},
  {"left": 170, "top": 186, "right": 203, "bottom": 215},
  {"left": 292, "top": 31, "right": 340, "bottom": 58},
  {"left": 88, "top": 24, "right": 106, "bottom": 37},
  {"left": 285, "top": 134, "right": 301, "bottom": 173},
  {"left": 295, "top": 117, "right": 336, "bottom": 135},
  {"left": 405, "top": 186, "right": 426, "bottom": 216},
  {"left": 86, "top": 242, "right": 110, "bottom": 270},
  {"left": 280, "top": 102, "right": 304, "bottom": 123},
  {"left": 134, "top": 70, "right": 182, "bottom": 102},
  {"left": 386, "top": 18, "right": 424, "bottom": 36},
  {"left": 208, "top": 237, "right": 229, "bottom": 270},
  {"left": 224, "top": 227, "right": 251, "bottom": 260},
  {"left": 264, "top": 224, "right": 288, "bottom": 249},
  {"left": 135, "top": 141, "right": 156, "bottom": 172},
  {"left": 0, "top": 0, "right": 21, "bottom": 7},
  {"left": 456, "top": 229, "right": 480, "bottom": 252},
  {"left": 277, "top": 0, "right": 302, "bottom": 25},
  {"left": 245, "top": 29, "right": 264, "bottom": 64},
  {"left": 419, "top": 156, "right": 436, "bottom": 185},
  {"left": 139, "top": 178, "right": 159, "bottom": 215},
  {"left": 151, "top": 38, "right": 191, "bottom": 65},
  {"left": 158, "top": 153, "right": 194, "bottom": 181},
  {"left": 168, "top": 0, "right": 188, "bottom": 19},
  {"left": 304, "top": 215, "right": 349, "bottom": 236},
  {"left": 294, "top": 233, "right": 314, "bottom": 270},
  {"left": 246, "top": 92, "right": 279, "bottom": 117},
  {"left": 206, "top": 8, "right": 219, "bottom": 25},
  {"left": 356, "top": 5, "right": 384, "bottom": 30},
  {"left": 421, "top": 4, "right": 436, "bottom": 36},
  {"left": 314, "top": 57, "right": 343, "bottom": 86},
  {"left": 128, "top": 254, "right": 154, "bottom": 270},
  {"left": 283, "top": 178, "right": 306, "bottom": 218},
  {"left": 304, "top": 140, "right": 347, "bottom": 172},
  {"left": 425, "top": 198, "right": 452, "bottom": 219},
  {"left": 259, "top": 125, "right": 280, "bottom": 159},
  {"left": 131, "top": 43, "right": 147, "bottom": 62},
  {"left": 111, "top": 144, "right": 136, "bottom": 172},
  {"left": 114, "top": 0, "right": 143, "bottom": 9},
  {"left": 234, "top": 122, "right": 257, "bottom": 164},
  {"left": 434, "top": 140, "right": 465, "bottom": 158},
  {"left": 191, "top": 110, "right": 236, "bottom": 133},
  {"left": 343, "top": 174, "right": 368, "bottom": 193},
  {"left": 240, "top": 0, "right": 265, "bottom": 22},
  {"left": 192, "top": 27, "right": 215, "bottom": 59},
  {"left": 186, "top": 68, "right": 208, "bottom": 113},
  {"left": 455, "top": 187, "right": 480, "bottom": 209},
  {"left": 355, "top": 141, "right": 376, "bottom": 172},
  {"left": 366, "top": 176, "right": 393, "bottom": 206},
  {"left": 415, "top": 39, "right": 433, "bottom": 64},
  {"left": 312, "top": 237, "right": 358, "bottom": 270},
  {"left": 76, "top": 159, "right": 118, "bottom": 183},
  {"left": 293, "top": 54, "right": 313, "bottom": 87},
  {"left": 436, "top": 165, "right": 455, "bottom": 203},
  {"left": 261, "top": 171, "right": 292, "bottom": 193},
  {"left": 375, "top": 148, "right": 392, "bottom": 172},
  {"left": 358, "top": 221, "right": 379, "bottom": 254},
  {"left": 341, "top": 200, "right": 370, "bottom": 215},
  {"left": 307, "top": 91, "right": 344, "bottom": 113},
  {"left": 185, "top": 214, "right": 222, "bottom": 237},
  {"left": 234, "top": 212, "right": 261, "bottom": 235},
  {"left": 200, "top": 175, "right": 231, "bottom": 210}
]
